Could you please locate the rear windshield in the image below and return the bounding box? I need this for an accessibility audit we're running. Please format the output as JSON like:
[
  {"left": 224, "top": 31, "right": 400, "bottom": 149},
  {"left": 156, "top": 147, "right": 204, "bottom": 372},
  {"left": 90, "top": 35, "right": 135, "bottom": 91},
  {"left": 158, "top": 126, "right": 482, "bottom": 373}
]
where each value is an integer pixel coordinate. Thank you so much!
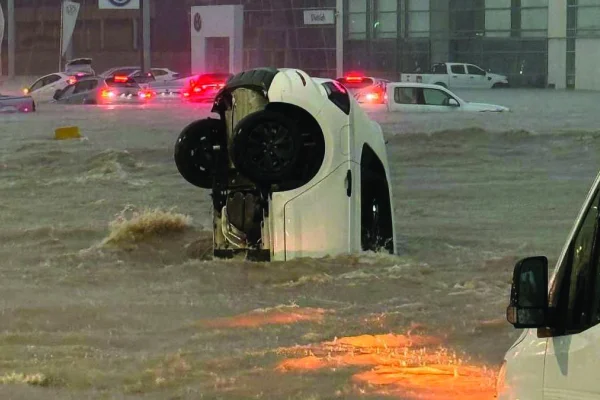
[
  {"left": 336, "top": 77, "right": 374, "bottom": 90},
  {"left": 105, "top": 78, "right": 140, "bottom": 88}
]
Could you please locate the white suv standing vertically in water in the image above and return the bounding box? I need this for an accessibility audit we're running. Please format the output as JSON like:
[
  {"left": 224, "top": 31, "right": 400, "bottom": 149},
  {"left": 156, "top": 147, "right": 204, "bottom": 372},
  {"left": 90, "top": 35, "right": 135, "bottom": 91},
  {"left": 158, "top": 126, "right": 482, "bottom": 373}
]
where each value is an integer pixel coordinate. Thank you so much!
[
  {"left": 174, "top": 67, "right": 396, "bottom": 262},
  {"left": 498, "top": 171, "right": 600, "bottom": 399}
]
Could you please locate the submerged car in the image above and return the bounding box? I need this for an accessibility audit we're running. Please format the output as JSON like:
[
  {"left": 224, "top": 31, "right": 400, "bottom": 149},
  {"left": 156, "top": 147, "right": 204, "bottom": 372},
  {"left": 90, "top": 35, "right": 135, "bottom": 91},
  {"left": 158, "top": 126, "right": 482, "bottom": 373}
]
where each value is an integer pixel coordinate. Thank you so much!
[
  {"left": 53, "top": 75, "right": 155, "bottom": 105},
  {"left": 0, "top": 94, "right": 36, "bottom": 113},
  {"left": 23, "top": 72, "right": 89, "bottom": 103},
  {"left": 98, "top": 66, "right": 156, "bottom": 85},
  {"left": 148, "top": 73, "right": 231, "bottom": 100},
  {"left": 22, "top": 59, "right": 95, "bottom": 103},
  {"left": 174, "top": 67, "right": 396, "bottom": 261},
  {"left": 498, "top": 169, "right": 600, "bottom": 399},
  {"left": 336, "top": 74, "right": 390, "bottom": 105},
  {"left": 386, "top": 82, "right": 509, "bottom": 112},
  {"left": 181, "top": 73, "right": 233, "bottom": 102}
]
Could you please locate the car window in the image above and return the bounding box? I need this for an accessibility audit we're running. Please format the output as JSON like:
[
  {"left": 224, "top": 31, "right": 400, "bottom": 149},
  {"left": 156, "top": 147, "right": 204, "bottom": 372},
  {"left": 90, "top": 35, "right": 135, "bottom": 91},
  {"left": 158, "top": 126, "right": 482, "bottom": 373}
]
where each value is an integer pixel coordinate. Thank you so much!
[
  {"left": 73, "top": 80, "right": 98, "bottom": 94},
  {"left": 432, "top": 64, "right": 447, "bottom": 74},
  {"left": 29, "top": 78, "right": 46, "bottom": 92},
  {"left": 152, "top": 69, "right": 167, "bottom": 76},
  {"left": 60, "top": 84, "right": 77, "bottom": 98},
  {"left": 467, "top": 65, "right": 486, "bottom": 75},
  {"left": 394, "top": 87, "right": 419, "bottom": 104},
  {"left": 549, "top": 188, "right": 600, "bottom": 333},
  {"left": 44, "top": 74, "right": 62, "bottom": 85},
  {"left": 450, "top": 65, "right": 465, "bottom": 74},
  {"left": 113, "top": 68, "right": 138, "bottom": 76},
  {"left": 422, "top": 88, "right": 453, "bottom": 106}
]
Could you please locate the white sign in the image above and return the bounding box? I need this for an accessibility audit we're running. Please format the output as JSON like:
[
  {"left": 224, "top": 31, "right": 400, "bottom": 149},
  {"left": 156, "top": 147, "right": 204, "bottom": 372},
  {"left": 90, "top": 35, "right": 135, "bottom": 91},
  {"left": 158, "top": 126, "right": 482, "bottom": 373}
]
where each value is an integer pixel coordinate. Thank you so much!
[
  {"left": 98, "top": 0, "right": 140, "bottom": 10},
  {"left": 303, "top": 9, "right": 335, "bottom": 25},
  {"left": 62, "top": 1, "right": 80, "bottom": 56}
]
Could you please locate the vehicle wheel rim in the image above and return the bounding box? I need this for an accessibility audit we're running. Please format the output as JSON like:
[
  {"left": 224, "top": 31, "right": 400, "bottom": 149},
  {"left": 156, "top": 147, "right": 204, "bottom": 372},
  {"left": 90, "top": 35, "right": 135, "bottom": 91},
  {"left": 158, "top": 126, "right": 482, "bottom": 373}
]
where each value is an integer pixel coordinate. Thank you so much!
[
  {"left": 245, "top": 122, "right": 296, "bottom": 174},
  {"left": 371, "top": 199, "right": 380, "bottom": 245}
]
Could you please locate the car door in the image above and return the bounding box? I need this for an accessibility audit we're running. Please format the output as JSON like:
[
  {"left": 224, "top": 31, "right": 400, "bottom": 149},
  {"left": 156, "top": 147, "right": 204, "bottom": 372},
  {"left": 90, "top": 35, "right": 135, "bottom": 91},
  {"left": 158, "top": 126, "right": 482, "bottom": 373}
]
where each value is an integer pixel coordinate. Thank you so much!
[
  {"left": 421, "top": 87, "right": 460, "bottom": 112},
  {"left": 69, "top": 80, "right": 97, "bottom": 104},
  {"left": 466, "top": 64, "right": 488, "bottom": 88},
  {"left": 37, "top": 74, "right": 64, "bottom": 102},
  {"left": 448, "top": 64, "right": 468, "bottom": 89},
  {"left": 386, "top": 85, "right": 426, "bottom": 112},
  {"left": 54, "top": 84, "right": 77, "bottom": 103},
  {"left": 543, "top": 186, "right": 600, "bottom": 399}
]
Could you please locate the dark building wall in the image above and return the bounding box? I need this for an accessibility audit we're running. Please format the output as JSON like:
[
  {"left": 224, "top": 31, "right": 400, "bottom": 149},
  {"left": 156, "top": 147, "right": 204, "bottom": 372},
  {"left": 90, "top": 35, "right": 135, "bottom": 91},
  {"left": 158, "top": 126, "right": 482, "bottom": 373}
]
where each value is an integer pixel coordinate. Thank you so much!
[{"left": 0, "top": 0, "right": 336, "bottom": 78}]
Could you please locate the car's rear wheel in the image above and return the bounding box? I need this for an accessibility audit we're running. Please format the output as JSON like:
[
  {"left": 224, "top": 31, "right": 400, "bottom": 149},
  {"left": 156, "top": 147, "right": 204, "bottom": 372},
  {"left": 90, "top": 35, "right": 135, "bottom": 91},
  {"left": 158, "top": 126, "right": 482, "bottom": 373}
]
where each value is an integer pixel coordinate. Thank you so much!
[
  {"left": 174, "top": 117, "right": 226, "bottom": 189},
  {"left": 361, "top": 169, "right": 394, "bottom": 254},
  {"left": 230, "top": 110, "right": 302, "bottom": 185}
]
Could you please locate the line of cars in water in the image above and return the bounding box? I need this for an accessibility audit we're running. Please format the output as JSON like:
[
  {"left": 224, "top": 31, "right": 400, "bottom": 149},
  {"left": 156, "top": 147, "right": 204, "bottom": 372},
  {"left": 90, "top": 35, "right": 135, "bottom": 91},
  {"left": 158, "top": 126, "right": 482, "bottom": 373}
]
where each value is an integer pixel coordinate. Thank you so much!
[{"left": 0, "top": 59, "right": 509, "bottom": 113}]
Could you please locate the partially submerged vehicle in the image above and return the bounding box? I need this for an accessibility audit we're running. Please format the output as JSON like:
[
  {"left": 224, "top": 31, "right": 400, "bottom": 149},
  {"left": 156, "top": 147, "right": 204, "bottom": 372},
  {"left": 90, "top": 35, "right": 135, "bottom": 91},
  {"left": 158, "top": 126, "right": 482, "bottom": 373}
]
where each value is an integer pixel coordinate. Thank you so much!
[
  {"left": 174, "top": 67, "right": 396, "bottom": 261},
  {"left": 53, "top": 76, "right": 155, "bottom": 105},
  {"left": 0, "top": 94, "right": 36, "bottom": 113},
  {"left": 386, "top": 82, "right": 509, "bottom": 112}
]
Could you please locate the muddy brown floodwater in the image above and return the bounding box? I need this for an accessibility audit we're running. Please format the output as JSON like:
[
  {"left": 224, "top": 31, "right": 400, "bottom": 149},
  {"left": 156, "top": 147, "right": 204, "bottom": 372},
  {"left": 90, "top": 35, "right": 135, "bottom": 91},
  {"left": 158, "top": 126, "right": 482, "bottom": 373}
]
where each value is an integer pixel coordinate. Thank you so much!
[{"left": 1, "top": 91, "right": 600, "bottom": 399}]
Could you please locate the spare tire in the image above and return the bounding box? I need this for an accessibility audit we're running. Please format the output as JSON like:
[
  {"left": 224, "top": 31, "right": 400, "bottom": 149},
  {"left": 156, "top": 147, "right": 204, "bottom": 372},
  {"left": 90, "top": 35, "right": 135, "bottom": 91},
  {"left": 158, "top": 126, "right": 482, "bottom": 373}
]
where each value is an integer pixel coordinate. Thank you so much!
[
  {"left": 230, "top": 110, "right": 302, "bottom": 185},
  {"left": 174, "top": 117, "right": 225, "bottom": 189}
]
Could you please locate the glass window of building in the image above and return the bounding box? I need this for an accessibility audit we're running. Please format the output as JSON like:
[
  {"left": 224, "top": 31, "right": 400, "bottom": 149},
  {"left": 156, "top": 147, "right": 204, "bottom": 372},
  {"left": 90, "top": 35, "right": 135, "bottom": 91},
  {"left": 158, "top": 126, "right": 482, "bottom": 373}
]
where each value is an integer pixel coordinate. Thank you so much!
[
  {"left": 409, "top": 0, "right": 430, "bottom": 37},
  {"left": 485, "top": 0, "right": 511, "bottom": 37},
  {"left": 374, "top": 0, "right": 398, "bottom": 39},
  {"left": 348, "top": 0, "right": 368, "bottom": 39}
]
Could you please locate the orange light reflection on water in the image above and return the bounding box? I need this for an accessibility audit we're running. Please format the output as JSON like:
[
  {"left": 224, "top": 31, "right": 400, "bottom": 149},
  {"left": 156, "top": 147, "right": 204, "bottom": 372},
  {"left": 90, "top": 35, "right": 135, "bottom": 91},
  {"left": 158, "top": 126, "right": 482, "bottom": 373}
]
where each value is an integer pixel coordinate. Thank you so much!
[
  {"left": 200, "top": 307, "right": 327, "bottom": 329},
  {"left": 276, "top": 334, "right": 496, "bottom": 399}
]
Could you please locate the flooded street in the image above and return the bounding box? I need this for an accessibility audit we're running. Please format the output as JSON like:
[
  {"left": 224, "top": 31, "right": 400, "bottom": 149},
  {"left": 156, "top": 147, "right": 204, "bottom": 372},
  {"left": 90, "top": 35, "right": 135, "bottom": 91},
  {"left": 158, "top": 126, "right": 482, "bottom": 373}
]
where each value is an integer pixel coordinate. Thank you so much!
[{"left": 1, "top": 88, "right": 600, "bottom": 399}]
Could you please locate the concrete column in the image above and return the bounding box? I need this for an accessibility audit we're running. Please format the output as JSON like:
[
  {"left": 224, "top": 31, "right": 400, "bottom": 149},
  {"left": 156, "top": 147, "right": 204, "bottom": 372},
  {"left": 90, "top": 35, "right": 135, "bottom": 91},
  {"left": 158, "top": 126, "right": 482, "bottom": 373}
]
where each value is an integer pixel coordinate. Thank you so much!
[
  {"left": 429, "top": 0, "right": 449, "bottom": 64},
  {"left": 336, "top": 0, "right": 343, "bottom": 77},
  {"left": 547, "top": 0, "right": 567, "bottom": 89},
  {"left": 8, "top": 0, "right": 15, "bottom": 78},
  {"left": 142, "top": 0, "right": 151, "bottom": 71}
]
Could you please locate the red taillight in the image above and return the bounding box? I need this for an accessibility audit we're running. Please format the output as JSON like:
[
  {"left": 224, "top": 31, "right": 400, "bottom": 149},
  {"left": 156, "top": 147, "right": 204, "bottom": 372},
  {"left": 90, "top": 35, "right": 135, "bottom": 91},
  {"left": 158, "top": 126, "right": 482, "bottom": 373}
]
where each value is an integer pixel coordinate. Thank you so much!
[
  {"left": 345, "top": 75, "right": 364, "bottom": 83},
  {"left": 193, "top": 87, "right": 202, "bottom": 93},
  {"left": 365, "top": 92, "right": 380, "bottom": 102},
  {"left": 138, "top": 90, "right": 154, "bottom": 99},
  {"left": 114, "top": 75, "right": 129, "bottom": 83},
  {"left": 183, "top": 92, "right": 190, "bottom": 97},
  {"left": 101, "top": 89, "right": 115, "bottom": 98},
  {"left": 67, "top": 76, "right": 77, "bottom": 85}
]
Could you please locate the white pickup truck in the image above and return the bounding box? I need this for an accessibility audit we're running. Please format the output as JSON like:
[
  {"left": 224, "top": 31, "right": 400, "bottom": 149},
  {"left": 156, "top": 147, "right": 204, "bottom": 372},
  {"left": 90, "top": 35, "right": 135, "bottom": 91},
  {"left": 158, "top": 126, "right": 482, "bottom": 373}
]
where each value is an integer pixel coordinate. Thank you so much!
[{"left": 400, "top": 62, "right": 509, "bottom": 89}]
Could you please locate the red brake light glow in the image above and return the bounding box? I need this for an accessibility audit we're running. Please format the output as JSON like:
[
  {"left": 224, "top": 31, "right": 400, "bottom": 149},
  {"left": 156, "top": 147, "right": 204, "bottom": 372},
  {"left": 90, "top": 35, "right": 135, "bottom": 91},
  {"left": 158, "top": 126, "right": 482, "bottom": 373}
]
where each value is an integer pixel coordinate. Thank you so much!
[
  {"left": 67, "top": 76, "right": 77, "bottom": 85},
  {"left": 344, "top": 74, "right": 365, "bottom": 83},
  {"left": 114, "top": 75, "right": 129, "bottom": 83}
]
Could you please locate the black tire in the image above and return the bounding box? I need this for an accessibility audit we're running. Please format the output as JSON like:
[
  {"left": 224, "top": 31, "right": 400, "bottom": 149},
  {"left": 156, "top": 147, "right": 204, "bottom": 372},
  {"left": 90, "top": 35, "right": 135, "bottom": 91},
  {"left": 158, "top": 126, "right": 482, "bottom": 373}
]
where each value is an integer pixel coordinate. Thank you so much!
[
  {"left": 174, "top": 118, "right": 226, "bottom": 189},
  {"left": 434, "top": 82, "right": 447, "bottom": 88},
  {"left": 361, "top": 170, "right": 394, "bottom": 254},
  {"left": 230, "top": 110, "right": 302, "bottom": 185}
]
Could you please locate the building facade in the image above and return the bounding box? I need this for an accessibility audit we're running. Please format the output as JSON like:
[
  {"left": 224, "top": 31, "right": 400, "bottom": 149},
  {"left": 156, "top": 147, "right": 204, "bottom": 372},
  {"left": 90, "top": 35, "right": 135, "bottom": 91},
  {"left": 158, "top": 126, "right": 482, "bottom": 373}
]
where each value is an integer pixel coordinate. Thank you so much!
[{"left": 1, "top": 0, "right": 599, "bottom": 89}]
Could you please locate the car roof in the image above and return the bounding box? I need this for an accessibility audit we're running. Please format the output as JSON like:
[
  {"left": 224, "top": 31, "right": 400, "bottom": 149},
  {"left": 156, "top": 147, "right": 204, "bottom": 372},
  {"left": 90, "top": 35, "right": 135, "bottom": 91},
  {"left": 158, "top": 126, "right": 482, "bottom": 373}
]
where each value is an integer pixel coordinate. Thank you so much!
[{"left": 390, "top": 82, "right": 452, "bottom": 90}]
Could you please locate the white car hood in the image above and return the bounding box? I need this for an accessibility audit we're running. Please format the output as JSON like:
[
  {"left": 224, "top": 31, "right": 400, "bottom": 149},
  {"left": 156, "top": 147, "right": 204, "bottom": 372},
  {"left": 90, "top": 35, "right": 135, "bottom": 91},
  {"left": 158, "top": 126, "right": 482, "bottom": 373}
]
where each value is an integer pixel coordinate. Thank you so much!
[{"left": 464, "top": 101, "right": 510, "bottom": 112}]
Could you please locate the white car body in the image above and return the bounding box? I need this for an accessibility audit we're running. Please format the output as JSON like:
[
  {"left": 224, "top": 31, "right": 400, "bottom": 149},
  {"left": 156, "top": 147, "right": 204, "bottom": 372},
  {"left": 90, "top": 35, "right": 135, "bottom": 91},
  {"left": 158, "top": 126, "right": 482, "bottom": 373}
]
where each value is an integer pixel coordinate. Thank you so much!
[
  {"left": 386, "top": 82, "right": 509, "bottom": 113},
  {"left": 498, "top": 171, "right": 600, "bottom": 399},
  {"left": 150, "top": 68, "right": 180, "bottom": 82},
  {"left": 174, "top": 67, "right": 396, "bottom": 261},
  {"left": 24, "top": 73, "right": 75, "bottom": 103},
  {"left": 400, "top": 62, "right": 509, "bottom": 89}
]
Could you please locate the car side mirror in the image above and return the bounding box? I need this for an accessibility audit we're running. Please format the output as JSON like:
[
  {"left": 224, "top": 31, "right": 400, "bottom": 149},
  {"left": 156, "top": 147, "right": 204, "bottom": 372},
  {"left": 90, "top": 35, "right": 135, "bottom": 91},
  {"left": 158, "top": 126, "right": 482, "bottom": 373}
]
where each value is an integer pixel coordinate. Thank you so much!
[
  {"left": 448, "top": 98, "right": 459, "bottom": 107},
  {"left": 53, "top": 89, "right": 63, "bottom": 100},
  {"left": 506, "top": 256, "right": 549, "bottom": 329}
]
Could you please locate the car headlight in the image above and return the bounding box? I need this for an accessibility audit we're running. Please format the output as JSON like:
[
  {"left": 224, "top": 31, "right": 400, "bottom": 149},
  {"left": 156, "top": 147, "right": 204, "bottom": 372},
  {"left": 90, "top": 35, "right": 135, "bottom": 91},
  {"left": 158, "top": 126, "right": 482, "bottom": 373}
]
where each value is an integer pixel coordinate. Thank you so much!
[{"left": 496, "top": 360, "right": 507, "bottom": 398}]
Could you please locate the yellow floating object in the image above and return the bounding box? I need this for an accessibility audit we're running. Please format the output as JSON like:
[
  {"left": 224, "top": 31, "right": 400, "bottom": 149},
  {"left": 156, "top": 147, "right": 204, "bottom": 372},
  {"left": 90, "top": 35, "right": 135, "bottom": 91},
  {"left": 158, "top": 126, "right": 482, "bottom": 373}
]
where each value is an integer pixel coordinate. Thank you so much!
[{"left": 54, "top": 126, "right": 81, "bottom": 140}]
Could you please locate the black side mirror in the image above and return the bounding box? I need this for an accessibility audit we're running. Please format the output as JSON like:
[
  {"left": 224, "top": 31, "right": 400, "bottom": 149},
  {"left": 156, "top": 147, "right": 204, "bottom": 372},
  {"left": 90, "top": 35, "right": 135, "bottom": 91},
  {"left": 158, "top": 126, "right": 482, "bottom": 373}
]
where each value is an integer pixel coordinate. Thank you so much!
[
  {"left": 53, "top": 89, "right": 63, "bottom": 100},
  {"left": 506, "top": 256, "right": 549, "bottom": 328}
]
